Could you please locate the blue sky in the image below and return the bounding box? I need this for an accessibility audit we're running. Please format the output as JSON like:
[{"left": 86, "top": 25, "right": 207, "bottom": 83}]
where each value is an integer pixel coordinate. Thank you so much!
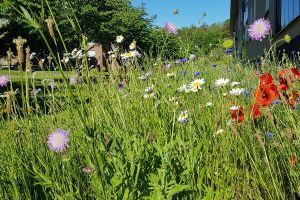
[{"left": 132, "top": 0, "right": 230, "bottom": 28}]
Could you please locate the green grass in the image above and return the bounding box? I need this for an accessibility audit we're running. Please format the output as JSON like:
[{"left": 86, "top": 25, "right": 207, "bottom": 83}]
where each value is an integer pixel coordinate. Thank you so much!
[
  {"left": 0, "top": 69, "right": 75, "bottom": 82},
  {"left": 0, "top": 53, "right": 300, "bottom": 199}
]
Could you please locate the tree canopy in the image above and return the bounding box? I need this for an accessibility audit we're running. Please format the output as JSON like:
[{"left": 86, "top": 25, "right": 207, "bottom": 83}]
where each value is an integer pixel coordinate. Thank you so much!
[{"left": 0, "top": 0, "right": 154, "bottom": 55}]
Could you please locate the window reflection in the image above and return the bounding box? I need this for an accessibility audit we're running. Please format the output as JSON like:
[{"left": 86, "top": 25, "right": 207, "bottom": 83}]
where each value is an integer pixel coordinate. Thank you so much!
[{"left": 278, "top": 0, "right": 300, "bottom": 29}]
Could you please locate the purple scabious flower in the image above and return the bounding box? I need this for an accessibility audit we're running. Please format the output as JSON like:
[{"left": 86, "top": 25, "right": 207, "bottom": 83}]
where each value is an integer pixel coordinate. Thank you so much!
[
  {"left": 165, "top": 22, "right": 177, "bottom": 35},
  {"left": 69, "top": 75, "right": 78, "bottom": 85},
  {"left": 47, "top": 129, "right": 69, "bottom": 152},
  {"left": 0, "top": 75, "right": 10, "bottom": 87},
  {"left": 248, "top": 18, "right": 271, "bottom": 41}
]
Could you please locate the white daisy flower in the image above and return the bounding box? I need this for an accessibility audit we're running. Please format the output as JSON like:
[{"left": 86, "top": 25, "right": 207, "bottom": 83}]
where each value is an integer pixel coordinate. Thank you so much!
[
  {"left": 214, "top": 78, "right": 230, "bottom": 86},
  {"left": 231, "top": 82, "right": 240, "bottom": 87},
  {"left": 145, "top": 85, "right": 154, "bottom": 94},
  {"left": 177, "top": 84, "right": 189, "bottom": 92},
  {"left": 230, "top": 106, "right": 239, "bottom": 111},
  {"left": 214, "top": 128, "right": 224, "bottom": 137},
  {"left": 229, "top": 88, "right": 245, "bottom": 96},
  {"left": 144, "top": 93, "right": 155, "bottom": 99},
  {"left": 216, "top": 129, "right": 224, "bottom": 134},
  {"left": 184, "top": 88, "right": 191, "bottom": 93},
  {"left": 167, "top": 72, "right": 175, "bottom": 77},
  {"left": 121, "top": 52, "right": 133, "bottom": 59},
  {"left": 116, "top": 35, "right": 124, "bottom": 43},
  {"left": 190, "top": 86, "right": 201, "bottom": 92},
  {"left": 178, "top": 110, "right": 188, "bottom": 123},
  {"left": 206, "top": 102, "right": 213, "bottom": 107},
  {"left": 189, "top": 79, "right": 205, "bottom": 88}
]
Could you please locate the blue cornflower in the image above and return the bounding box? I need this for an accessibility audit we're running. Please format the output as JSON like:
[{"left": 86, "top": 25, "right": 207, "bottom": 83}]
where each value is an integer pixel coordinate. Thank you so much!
[
  {"left": 272, "top": 100, "right": 282, "bottom": 105},
  {"left": 291, "top": 105, "right": 300, "bottom": 110},
  {"left": 180, "top": 58, "right": 187, "bottom": 63},
  {"left": 264, "top": 132, "right": 274, "bottom": 139},
  {"left": 194, "top": 71, "right": 201, "bottom": 76},
  {"left": 181, "top": 70, "right": 187, "bottom": 75},
  {"left": 117, "top": 81, "right": 125, "bottom": 91},
  {"left": 243, "top": 89, "right": 251, "bottom": 97},
  {"left": 225, "top": 48, "right": 233, "bottom": 54}
]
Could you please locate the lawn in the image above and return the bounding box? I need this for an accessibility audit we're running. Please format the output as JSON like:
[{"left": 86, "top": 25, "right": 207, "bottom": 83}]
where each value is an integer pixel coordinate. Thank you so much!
[
  {"left": 1, "top": 53, "right": 300, "bottom": 199},
  {"left": 0, "top": 69, "right": 75, "bottom": 82}
]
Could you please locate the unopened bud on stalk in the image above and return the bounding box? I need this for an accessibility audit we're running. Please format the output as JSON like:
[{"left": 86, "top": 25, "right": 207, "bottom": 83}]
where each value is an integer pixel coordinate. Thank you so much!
[
  {"left": 47, "top": 55, "right": 52, "bottom": 66},
  {"left": 6, "top": 48, "right": 12, "bottom": 66},
  {"left": 25, "top": 47, "right": 32, "bottom": 72},
  {"left": 13, "top": 36, "right": 27, "bottom": 65},
  {"left": 45, "top": 16, "right": 55, "bottom": 38},
  {"left": 39, "top": 59, "right": 44, "bottom": 70},
  {"left": 5, "top": 92, "right": 12, "bottom": 114}
]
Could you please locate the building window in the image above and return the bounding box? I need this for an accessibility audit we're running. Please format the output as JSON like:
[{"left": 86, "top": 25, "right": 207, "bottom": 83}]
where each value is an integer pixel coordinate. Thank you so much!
[{"left": 278, "top": 0, "right": 300, "bottom": 30}]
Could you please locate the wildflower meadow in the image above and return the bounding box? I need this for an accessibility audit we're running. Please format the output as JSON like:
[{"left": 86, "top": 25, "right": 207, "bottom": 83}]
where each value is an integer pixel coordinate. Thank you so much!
[{"left": 1, "top": 1, "right": 300, "bottom": 199}]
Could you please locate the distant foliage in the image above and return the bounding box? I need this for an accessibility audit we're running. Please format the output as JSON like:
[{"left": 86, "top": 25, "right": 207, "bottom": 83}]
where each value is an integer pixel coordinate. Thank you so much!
[
  {"left": 178, "top": 22, "right": 230, "bottom": 56},
  {"left": 147, "top": 28, "right": 181, "bottom": 59},
  {"left": 0, "top": 0, "right": 154, "bottom": 55}
]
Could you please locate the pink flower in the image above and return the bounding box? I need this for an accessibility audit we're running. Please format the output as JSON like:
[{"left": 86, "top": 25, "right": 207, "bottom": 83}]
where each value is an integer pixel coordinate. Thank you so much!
[
  {"left": 248, "top": 18, "right": 271, "bottom": 41},
  {"left": 165, "top": 22, "right": 177, "bottom": 35},
  {"left": 0, "top": 75, "right": 10, "bottom": 87}
]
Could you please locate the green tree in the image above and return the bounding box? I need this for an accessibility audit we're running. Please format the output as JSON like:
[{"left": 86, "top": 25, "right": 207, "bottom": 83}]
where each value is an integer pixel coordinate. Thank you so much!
[{"left": 0, "top": 0, "right": 153, "bottom": 55}]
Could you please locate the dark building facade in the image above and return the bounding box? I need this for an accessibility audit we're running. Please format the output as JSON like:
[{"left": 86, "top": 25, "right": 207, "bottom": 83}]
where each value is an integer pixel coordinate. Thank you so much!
[{"left": 230, "top": 0, "right": 300, "bottom": 59}]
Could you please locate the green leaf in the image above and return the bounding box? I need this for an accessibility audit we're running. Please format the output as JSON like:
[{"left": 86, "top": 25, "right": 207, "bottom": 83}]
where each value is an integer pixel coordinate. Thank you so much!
[
  {"left": 110, "top": 174, "right": 122, "bottom": 188},
  {"left": 20, "top": 6, "right": 40, "bottom": 29},
  {"left": 167, "top": 185, "right": 192, "bottom": 199}
]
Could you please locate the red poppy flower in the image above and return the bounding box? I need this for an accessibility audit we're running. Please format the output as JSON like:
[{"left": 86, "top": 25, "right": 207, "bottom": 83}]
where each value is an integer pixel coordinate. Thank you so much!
[
  {"left": 254, "top": 84, "right": 279, "bottom": 106},
  {"left": 278, "top": 69, "right": 290, "bottom": 91},
  {"left": 259, "top": 73, "right": 274, "bottom": 86},
  {"left": 230, "top": 106, "right": 244, "bottom": 123},
  {"left": 291, "top": 68, "right": 300, "bottom": 80},
  {"left": 250, "top": 103, "right": 261, "bottom": 119}
]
